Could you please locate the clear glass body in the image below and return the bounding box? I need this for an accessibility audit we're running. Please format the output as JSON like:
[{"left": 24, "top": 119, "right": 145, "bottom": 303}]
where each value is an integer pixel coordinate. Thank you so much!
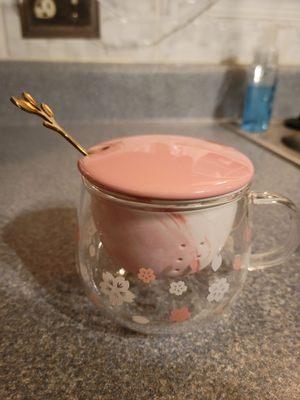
[{"left": 77, "top": 179, "right": 299, "bottom": 335}]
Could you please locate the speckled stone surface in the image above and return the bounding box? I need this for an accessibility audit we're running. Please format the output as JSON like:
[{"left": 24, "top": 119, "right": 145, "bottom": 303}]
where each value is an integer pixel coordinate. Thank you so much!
[{"left": 0, "top": 120, "right": 299, "bottom": 400}]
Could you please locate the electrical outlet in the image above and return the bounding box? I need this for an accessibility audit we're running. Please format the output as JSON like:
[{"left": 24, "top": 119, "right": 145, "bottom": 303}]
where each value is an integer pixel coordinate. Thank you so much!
[{"left": 20, "top": 0, "right": 100, "bottom": 38}]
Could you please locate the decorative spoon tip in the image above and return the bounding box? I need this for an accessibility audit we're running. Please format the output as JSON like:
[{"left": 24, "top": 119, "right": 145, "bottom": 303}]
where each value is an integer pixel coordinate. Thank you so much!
[
  {"left": 10, "top": 96, "right": 20, "bottom": 108},
  {"left": 10, "top": 92, "right": 88, "bottom": 157}
]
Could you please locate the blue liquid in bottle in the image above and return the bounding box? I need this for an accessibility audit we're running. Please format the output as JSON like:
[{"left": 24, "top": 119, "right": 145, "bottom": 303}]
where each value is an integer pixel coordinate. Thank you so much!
[
  {"left": 242, "top": 46, "right": 278, "bottom": 133},
  {"left": 242, "top": 84, "right": 276, "bottom": 132}
]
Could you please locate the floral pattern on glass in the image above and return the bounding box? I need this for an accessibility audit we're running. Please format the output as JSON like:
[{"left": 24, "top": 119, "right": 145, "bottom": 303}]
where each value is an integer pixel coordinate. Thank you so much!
[
  {"left": 170, "top": 307, "right": 191, "bottom": 323},
  {"left": 100, "top": 272, "right": 135, "bottom": 306},
  {"left": 88, "top": 234, "right": 98, "bottom": 258},
  {"left": 132, "top": 315, "right": 150, "bottom": 325},
  {"left": 89, "top": 291, "right": 101, "bottom": 307},
  {"left": 233, "top": 255, "right": 242, "bottom": 270},
  {"left": 244, "top": 226, "right": 252, "bottom": 243},
  {"left": 169, "top": 281, "right": 187, "bottom": 296},
  {"left": 207, "top": 277, "right": 230, "bottom": 303},
  {"left": 211, "top": 254, "right": 222, "bottom": 272},
  {"left": 138, "top": 267, "right": 156, "bottom": 283},
  {"left": 87, "top": 221, "right": 97, "bottom": 237}
]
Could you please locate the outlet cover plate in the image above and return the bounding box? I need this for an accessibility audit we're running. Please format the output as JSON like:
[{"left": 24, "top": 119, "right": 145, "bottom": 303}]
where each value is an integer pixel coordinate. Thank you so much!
[{"left": 20, "top": 0, "right": 100, "bottom": 38}]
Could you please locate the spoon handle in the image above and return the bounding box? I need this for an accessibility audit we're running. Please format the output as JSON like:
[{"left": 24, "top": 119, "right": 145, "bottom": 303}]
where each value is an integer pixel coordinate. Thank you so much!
[{"left": 10, "top": 92, "right": 88, "bottom": 156}]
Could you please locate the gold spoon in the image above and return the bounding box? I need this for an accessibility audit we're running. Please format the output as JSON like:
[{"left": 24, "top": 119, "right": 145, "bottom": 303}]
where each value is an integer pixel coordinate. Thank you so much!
[{"left": 10, "top": 92, "right": 88, "bottom": 156}]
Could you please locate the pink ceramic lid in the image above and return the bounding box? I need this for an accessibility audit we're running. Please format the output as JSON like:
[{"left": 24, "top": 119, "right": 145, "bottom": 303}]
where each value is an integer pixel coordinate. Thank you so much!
[{"left": 78, "top": 135, "right": 254, "bottom": 200}]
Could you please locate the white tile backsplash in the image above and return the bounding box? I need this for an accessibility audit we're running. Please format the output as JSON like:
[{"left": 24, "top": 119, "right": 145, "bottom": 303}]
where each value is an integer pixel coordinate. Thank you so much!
[
  {"left": 100, "top": 0, "right": 157, "bottom": 20},
  {"left": 0, "top": 0, "right": 300, "bottom": 65},
  {"left": 278, "top": 25, "right": 300, "bottom": 66},
  {"left": 0, "top": 3, "right": 7, "bottom": 59},
  {"left": 208, "top": 0, "right": 300, "bottom": 22},
  {"left": 157, "top": 17, "right": 267, "bottom": 64},
  {"left": 100, "top": 0, "right": 159, "bottom": 47},
  {"left": 2, "top": 0, "right": 156, "bottom": 62}
]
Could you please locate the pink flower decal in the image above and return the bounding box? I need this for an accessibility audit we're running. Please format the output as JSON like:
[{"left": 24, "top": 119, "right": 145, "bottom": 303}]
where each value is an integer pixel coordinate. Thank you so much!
[
  {"left": 233, "top": 255, "right": 242, "bottom": 270},
  {"left": 138, "top": 267, "right": 156, "bottom": 283},
  {"left": 89, "top": 292, "right": 101, "bottom": 307},
  {"left": 170, "top": 307, "right": 191, "bottom": 323},
  {"left": 244, "top": 226, "right": 252, "bottom": 243}
]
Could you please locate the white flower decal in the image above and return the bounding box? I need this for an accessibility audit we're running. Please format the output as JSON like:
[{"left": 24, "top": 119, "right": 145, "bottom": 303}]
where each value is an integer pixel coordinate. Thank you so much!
[
  {"left": 87, "top": 223, "right": 97, "bottom": 237},
  {"left": 89, "top": 243, "right": 96, "bottom": 257},
  {"left": 207, "top": 277, "right": 229, "bottom": 303},
  {"left": 80, "top": 263, "right": 90, "bottom": 284},
  {"left": 169, "top": 281, "right": 188, "bottom": 296},
  {"left": 211, "top": 254, "right": 222, "bottom": 272},
  {"left": 100, "top": 272, "right": 135, "bottom": 306},
  {"left": 132, "top": 315, "right": 150, "bottom": 325},
  {"left": 88, "top": 234, "right": 98, "bottom": 258}
]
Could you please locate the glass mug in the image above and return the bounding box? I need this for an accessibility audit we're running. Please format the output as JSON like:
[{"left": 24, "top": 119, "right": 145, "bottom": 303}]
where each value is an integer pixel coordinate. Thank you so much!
[{"left": 77, "top": 179, "right": 300, "bottom": 335}]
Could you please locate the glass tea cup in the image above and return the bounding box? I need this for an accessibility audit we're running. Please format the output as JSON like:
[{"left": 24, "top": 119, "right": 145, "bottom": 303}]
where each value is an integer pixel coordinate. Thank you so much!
[{"left": 77, "top": 135, "right": 300, "bottom": 334}]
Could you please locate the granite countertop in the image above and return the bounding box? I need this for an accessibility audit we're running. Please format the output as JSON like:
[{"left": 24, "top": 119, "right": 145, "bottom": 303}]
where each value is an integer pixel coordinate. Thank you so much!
[{"left": 0, "top": 119, "right": 299, "bottom": 400}]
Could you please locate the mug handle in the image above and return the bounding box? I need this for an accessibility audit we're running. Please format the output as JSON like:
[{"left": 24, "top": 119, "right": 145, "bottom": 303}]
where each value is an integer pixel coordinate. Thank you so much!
[{"left": 248, "top": 191, "right": 300, "bottom": 271}]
